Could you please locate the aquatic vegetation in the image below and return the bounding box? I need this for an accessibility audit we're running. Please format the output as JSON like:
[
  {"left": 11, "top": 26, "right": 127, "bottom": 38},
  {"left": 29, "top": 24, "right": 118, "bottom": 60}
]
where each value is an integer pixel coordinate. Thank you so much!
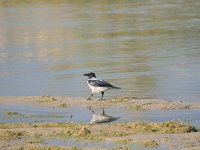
[
  {"left": 115, "top": 139, "right": 132, "bottom": 145},
  {"left": 4, "top": 111, "right": 65, "bottom": 119},
  {"left": 58, "top": 103, "right": 69, "bottom": 108},
  {"left": 108, "top": 97, "right": 133, "bottom": 103},
  {"left": 5, "top": 111, "right": 19, "bottom": 115},
  {"left": 115, "top": 121, "right": 197, "bottom": 134},
  {"left": 115, "top": 138, "right": 159, "bottom": 148},
  {"left": 51, "top": 121, "right": 197, "bottom": 142},
  {"left": 15, "top": 145, "right": 79, "bottom": 150},
  {"left": 0, "top": 121, "right": 198, "bottom": 149},
  {"left": 4, "top": 111, "right": 24, "bottom": 117},
  {"left": 37, "top": 96, "right": 56, "bottom": 102},
  {"left": 33, "top": 133, "right": 43, "bottom": 139},
  {"left": 159, "top": 121, "right": 197, "bottom": 133},
  {"left": 0, "top": 130, "right": 27, "bottom": 141},
  {"left": 138, "top": 139, "right": 158, "bottom": 148},
  {"left": 126, "top": 103, "right": 143, "bottom": 110},
  {"left": 24, "top": 139, "right": 42, "bottom": 144}
]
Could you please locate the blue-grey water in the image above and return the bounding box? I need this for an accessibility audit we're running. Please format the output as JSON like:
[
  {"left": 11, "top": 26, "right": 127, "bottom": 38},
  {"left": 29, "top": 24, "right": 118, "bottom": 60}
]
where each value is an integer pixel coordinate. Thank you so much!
[
  {"left": 1, "top": 103, "right": 198, "bottom": 149},
  {"left": 0, "top": 0, "right": 200, "bottom": 101},
  {"left": 44, "top": 138, "right": 167, "bottom": 150},
  {"left": 1, "top": 104, "right": 200, "bottom": 128}
]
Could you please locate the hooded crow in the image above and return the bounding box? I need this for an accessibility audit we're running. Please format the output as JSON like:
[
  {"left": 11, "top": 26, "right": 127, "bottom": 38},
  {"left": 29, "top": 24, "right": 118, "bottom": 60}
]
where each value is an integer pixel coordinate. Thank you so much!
[
  {"left": 87, "top": 106, "right": 119, "bottom": 124},
  {"left": 83, "top": 72, "right": 121, "bottom": 100}
]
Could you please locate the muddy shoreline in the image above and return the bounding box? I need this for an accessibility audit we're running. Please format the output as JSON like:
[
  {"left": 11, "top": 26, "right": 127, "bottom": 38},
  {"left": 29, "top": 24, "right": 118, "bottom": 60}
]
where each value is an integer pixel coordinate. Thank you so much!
[
  {"left": 1, "top": 96, "right": 200, "bottom": 110},
  {"left": 0, "top": 96, "right": 200, "bottom": 150}
]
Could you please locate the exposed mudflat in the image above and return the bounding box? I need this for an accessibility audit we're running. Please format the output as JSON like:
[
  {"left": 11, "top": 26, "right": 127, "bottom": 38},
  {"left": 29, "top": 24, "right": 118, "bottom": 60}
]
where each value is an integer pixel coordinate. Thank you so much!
[
  {"left": 0, "top": 96, "right": 200, "bottom": 150},
  {"left": 1, "top": 96, "right": 200, "bottom": 109}
]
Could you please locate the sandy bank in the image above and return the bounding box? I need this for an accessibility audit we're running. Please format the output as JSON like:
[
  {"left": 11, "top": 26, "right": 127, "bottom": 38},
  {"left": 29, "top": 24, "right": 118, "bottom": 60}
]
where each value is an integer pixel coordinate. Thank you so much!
[
  {"left": 0, "top": 96, "right": 200, "bottom": 150},
  {"left": 0, "top": 96, "right": 200, "bottom": 110},
  {"left": 0, "top": 121, "right": 199, "bottom": 150}
]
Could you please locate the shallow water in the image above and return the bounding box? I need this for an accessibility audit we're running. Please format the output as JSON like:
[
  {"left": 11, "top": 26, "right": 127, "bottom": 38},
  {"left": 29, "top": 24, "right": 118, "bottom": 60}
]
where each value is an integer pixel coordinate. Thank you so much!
[
  {"left": 1, "top": 103, "right": 199, "bottom": 149},
  {"left": 1, "top": 104, "right": 200, "bottom": 128},
  {"left": 44, "top": 138, "right": 167, "bottom": 150},
  {"left": 44, "top": 138, "right": 125, "bottom": 149},
  {"left": 0, "top": 0, "right": 200, "bottom": 101}
]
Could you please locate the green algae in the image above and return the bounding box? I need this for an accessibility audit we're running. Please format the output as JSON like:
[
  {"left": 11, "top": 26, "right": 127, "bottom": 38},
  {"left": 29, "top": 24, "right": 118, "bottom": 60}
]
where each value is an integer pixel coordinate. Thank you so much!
[
  {"left": 15, "top": 145, "right": 79, "bottom": 150},
  {"left": 126, "top": 103, "right": 143, "bottom": 110},
  {"left": 116, "top": 121, "right": 197, "bottom": 134},
  {"left": 108, "top": 97, "right": 133, "bottom": 103},
  {"left": 5, "top": 111, "right": 19, "bottom": 115},
  {"left": 50, "top": 121, "right": 197, "bottom": 142},
  {"left": 138, "top": 139, "right": 159, "bottom": 148},
  {"left": 37, "top": 96, "right": 56, "bottom": 102},
  {"left": 115, "top": 139, "right": 131, "bottom": 145},
  {"left": 115, "top": 138, "right": 159, "bottom": 148},
  {"left": 4, "top": 111, "right": 65, "bottom": 119},
  {"left": 0, "top": 121, "right": 197, "bottom": 148},
  {"left": 4, "top": 111, "right": 25, "bottom": 117},
  {"left": 0, "top": 121, "right": 198, "bottom": 150},
  {"left": 58, "top": 103, "right": 69, "bottom": 108},
  {"left": 159, "top": 121, "right": 197, "bottom": 133},
  {"left": 0, "top": 130, "right": 27, "bottom": 141},
  {"left": 0, "top": 121, "right": 197, "bottom": 135}
]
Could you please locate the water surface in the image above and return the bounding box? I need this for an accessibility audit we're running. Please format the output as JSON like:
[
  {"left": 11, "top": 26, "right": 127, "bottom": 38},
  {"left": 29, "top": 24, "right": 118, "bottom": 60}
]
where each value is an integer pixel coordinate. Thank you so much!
[
  {"left": 1, "top": 104, "right": 200, "bottom": 128},
  {"left": 44, "top": 138, "right": 167, "bottom": 150},
  {"left": 0, "top": 0, "right": 200, "bottom": 101}
]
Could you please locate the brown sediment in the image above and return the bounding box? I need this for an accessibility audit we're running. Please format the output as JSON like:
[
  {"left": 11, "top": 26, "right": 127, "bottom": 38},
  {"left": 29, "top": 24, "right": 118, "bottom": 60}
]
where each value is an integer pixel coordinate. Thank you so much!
[
  {"left": 0, "top": 121, "right": 199, "bottom": 149},
  {"left": 1, "top": 96, "right": 200, "bottom": 110},
  {"left": 138, "top": 139, "right": 159, "bottom": 148},
  {"left": 126, "top": 103, "right": 143, "bottom": 110},
  {"left": 0, "top": 96, "right": 200, "bottom": 149}
]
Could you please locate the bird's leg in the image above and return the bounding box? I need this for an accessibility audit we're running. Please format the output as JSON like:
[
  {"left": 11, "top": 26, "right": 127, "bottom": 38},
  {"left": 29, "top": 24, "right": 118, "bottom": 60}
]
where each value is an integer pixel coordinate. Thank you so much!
[
  {"left": 87, "top": 93, "right": 94, "bottom": 100},
  {"left": 87, "top": 106, "right": 95, "bottom": 114},
  {"left": 102, "top": 107, "right": 105, "bottom": 115},
  {"left": 100, "top": 92, "right": 104, "bottom": 100}
]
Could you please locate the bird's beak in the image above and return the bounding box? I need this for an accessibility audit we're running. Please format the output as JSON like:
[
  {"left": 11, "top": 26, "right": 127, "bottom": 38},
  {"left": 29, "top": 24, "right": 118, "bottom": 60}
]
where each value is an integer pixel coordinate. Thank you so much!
[{"left": 83, "top": 73, "right": 89, "bottom": 76}]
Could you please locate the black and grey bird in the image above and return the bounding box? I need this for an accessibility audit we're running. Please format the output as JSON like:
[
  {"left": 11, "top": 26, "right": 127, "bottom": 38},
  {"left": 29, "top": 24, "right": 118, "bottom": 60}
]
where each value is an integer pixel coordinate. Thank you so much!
[
  {"left": 83, "top": 72, "right": 121, "bottom": 100},
  {"left": 87, "top": 106, "right": 119, "bottom": 124}
]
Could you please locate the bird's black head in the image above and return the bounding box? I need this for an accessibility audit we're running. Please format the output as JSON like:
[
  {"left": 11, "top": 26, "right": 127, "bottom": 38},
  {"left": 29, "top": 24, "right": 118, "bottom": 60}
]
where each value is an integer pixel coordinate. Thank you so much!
[{"left": 83, "top": 72, "right": 96, "bottom": 79}]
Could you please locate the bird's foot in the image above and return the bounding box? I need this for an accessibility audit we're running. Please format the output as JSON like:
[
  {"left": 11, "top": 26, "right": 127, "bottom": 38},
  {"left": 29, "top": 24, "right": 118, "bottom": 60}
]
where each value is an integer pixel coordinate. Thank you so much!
[
  {"left": 99, "top": 98, "right": 106, "bottom": 101},
  {"left": 86, "top": 97, "right": 92, "bottom": 100}
]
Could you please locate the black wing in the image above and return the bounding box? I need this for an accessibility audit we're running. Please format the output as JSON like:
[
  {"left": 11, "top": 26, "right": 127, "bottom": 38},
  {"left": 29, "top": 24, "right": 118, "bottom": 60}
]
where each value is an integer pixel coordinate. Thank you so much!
[{"left": 88, "top": 79, "right": 114, "bottom": 87}]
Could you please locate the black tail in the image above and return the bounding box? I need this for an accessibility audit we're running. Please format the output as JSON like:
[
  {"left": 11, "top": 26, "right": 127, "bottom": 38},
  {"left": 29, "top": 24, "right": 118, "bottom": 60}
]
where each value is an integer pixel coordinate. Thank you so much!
[{"left": 112, "top": 86, "right": 121, "bottom": 89}]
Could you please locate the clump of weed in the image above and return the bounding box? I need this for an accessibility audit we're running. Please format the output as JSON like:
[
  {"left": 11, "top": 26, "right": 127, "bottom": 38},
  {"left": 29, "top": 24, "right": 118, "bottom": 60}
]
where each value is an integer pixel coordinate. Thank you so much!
[
  {"left": 127, "top": 103, "right": 143, "bottom": 110},
  {"left": 115, "top": 139, "right": 132, "bottom": 145},
  {"left": 4, "top": 111, "right": 64, "bottom": 119},
  {"left": 160, "top": 121, "right": 197, "bottom": 133},
  {"left": 58, "top": 103, "right": 69, "bottom": 108},
  {"left": 4, "top": 111, "right": 24, "bottom": 117},
  {"left": 0, "top": 121, "right": 197, "bottom": 146},
  {"left": 139, "top": 139, "right": 158, "bottom": 148},
  {"left": 37, "top": 96, "right": 56, "bottom": 102},
  {"left": 16, "top": 145, "right": 79, "bottom": 150},
  {"left": 5, "top": 111, "right": 18, "bottom": 115},
  {"left": 0, "top": 130, "right": 27, "bottom": 141},
  {"left": 76, "top": 127, "right": 91, "bottom": 136},
  {"left": 109, "top": 97, "right": 132, "bottom": 103}
]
